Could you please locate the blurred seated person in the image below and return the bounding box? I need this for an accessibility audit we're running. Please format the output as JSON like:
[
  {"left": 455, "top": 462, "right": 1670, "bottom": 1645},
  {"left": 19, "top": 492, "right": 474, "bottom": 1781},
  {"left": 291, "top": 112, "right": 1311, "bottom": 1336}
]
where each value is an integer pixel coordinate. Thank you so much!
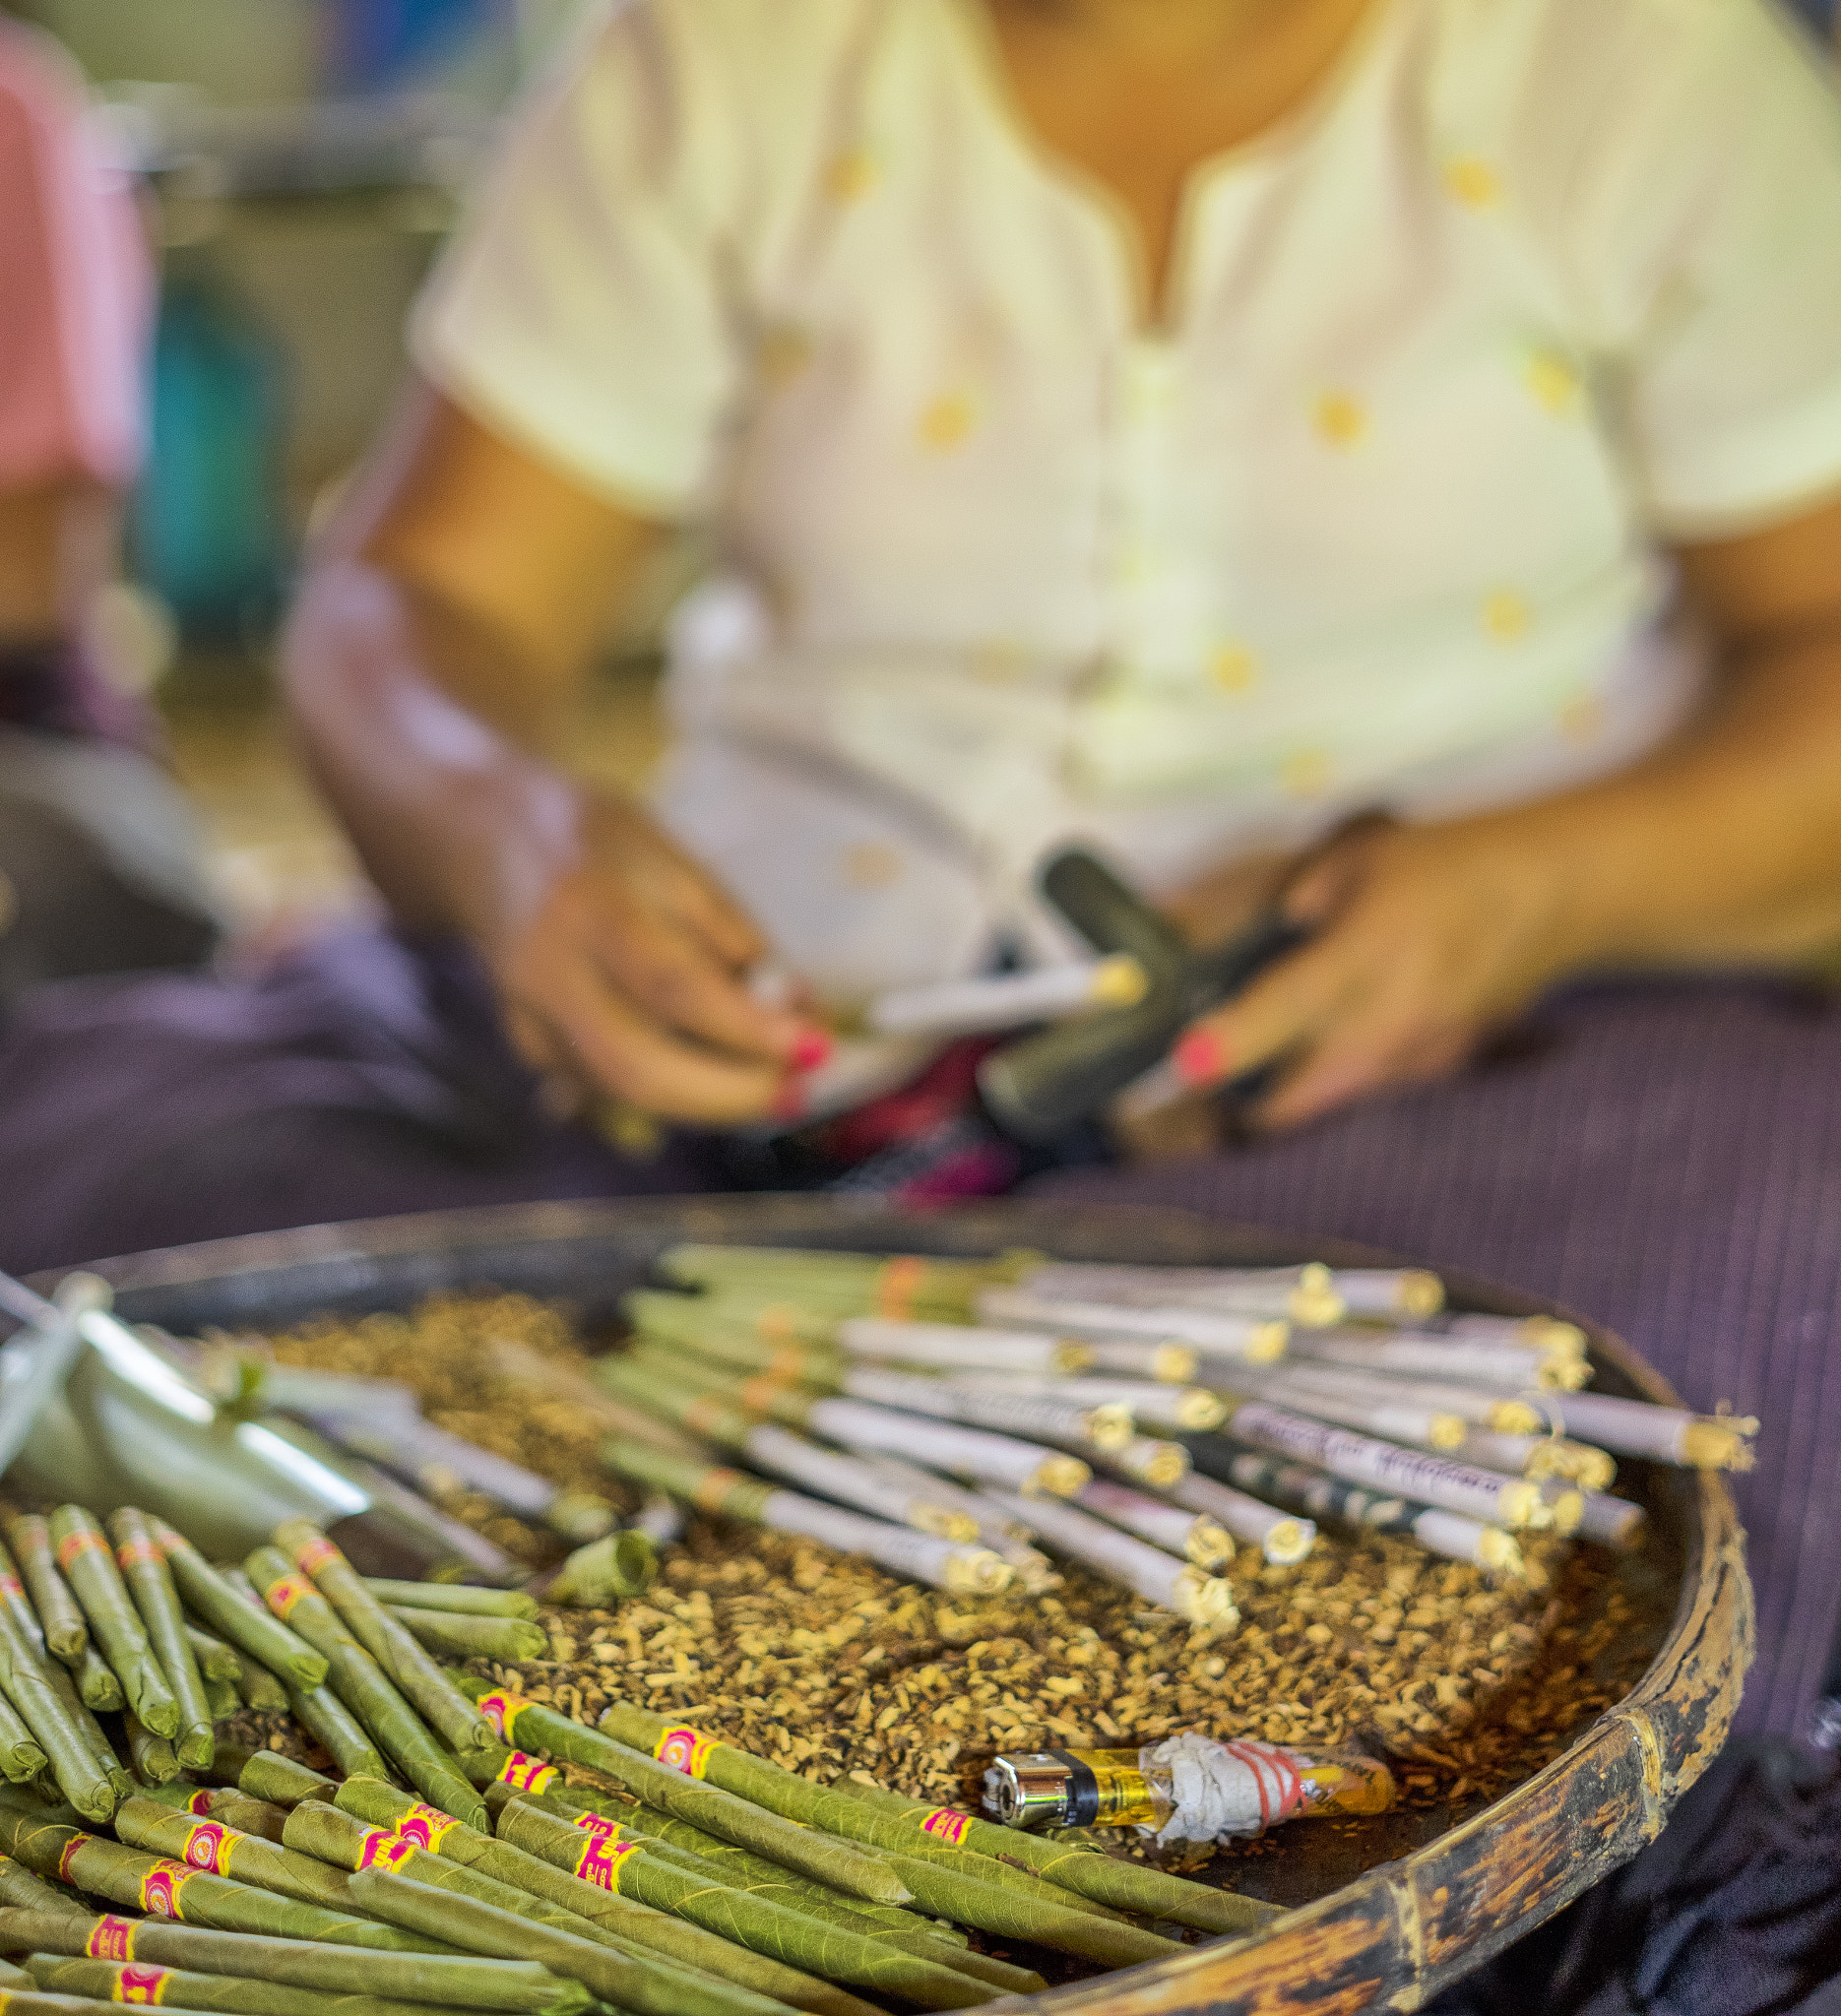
[
  {"left": 0, "top": 16, "right": 220, "bottom": 1009},
  {"left": 7, "top": 0, "right": 1841, "bottom": 1734}
]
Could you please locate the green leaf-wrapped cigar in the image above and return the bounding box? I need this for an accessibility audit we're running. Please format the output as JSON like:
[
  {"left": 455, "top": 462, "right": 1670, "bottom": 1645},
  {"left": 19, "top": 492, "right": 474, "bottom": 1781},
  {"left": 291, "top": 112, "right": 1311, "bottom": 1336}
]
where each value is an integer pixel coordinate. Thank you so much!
[
  {"left": 183, "top": 1627, "right": 242, "bottom": 1684},
  {"left": 333, "top": 1778, "right": 926, "bottom": 2015},
  {"left": 0, "top": 1858, "right": 89, "bottom": 1920},
  {"left": 593, "top": 1700, "right": 1126, "bottom": 1922},
  {"left": 236, "top": 1753, "right": 334, "bottom": 1811},
  {"left": 874, "top": 1849, "right": 1179, "bottom": 1967},
  {"left": 450, "top": 1685, "right": 912, "bottom": 1908},
  {"left": 488, "top": 1794, "right": 994, "bottom": 2010},
  {"left": 0, "top": 1557, "right": 121, "bottom": 1782},
  {"left": 69, "top": 1647, "right": 122, "bottom": 1716},
  {"left": 46, "top": 1509, "right": 179, "bottom": 1739},
  {"left": 243, "top": 1549, "right": 481, "bottom": 1829},
  {"left": 824, "top": 1777, "right": 1281, "bottom": 1936},
  {"left": 203, "top": 1674, "right": 239, "bottom": 1723},
  {"left": 197, "top": 1794, "right": 288, "bottom": 1847},
  {"left": 0, "top": 1694, "right": 45, "bottom": 1786},
  {"left": 225, "top": 1648, "right": 288, "bottom": 1716},
  {"left": 0, "top": 1524, "right": 84, "bottom": 1666},
  {"left": 0, "top": 1985, "right": 151, "bottom": 2013},
  {"left": 347, "top": 1867, "right": 798, "bottom": 2016},
  {"left": 0, "top": 1810, "right": 451, "bottom": 1954},
  {"left": 359, "top": 1581, "right": 539, "bottom": 1621},
  {"left": 24, "top": 1952, "right": 444, "bottom": 2016},
  {"left": 122, "top": 1715, "right": 180, "bottom": 1788},
  {"left": 477, "top": 1776, "right": 1044, "bottom": 1996},
  {"left": 0, "top": 1907, "right": 594, "bottom": 2014},
  {"left": 272, "top": 1525, "right": 495, "bottom": 1759},
  {"left": 284, "top": 1682, "right": 392, "bottom": 1784},
  {"left": 151, "top": 1525, "right": 327, "bottom": 1692},
  {"left": 383, "top": 1608, "right": 548, "bottom": 1664},
  {"left": 0, "top": 1604, "right": 112, "bottom": 1823},
  {"left": 305, "top": 1791, "right": 878, "bottom": 2016},
  {"left": 107, "top": 1510, "right": 215, "bottom": 1770},
  {"left": 113, "top": 1796, "right": 373, "bottom": 1916}
]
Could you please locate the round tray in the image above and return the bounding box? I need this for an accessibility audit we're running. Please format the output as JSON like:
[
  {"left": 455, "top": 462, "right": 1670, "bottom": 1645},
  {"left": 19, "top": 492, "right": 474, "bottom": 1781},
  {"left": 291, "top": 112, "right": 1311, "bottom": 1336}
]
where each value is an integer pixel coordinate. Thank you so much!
[{"left": 41, "top": 1195, "right": 1752, "bottom": 2014}]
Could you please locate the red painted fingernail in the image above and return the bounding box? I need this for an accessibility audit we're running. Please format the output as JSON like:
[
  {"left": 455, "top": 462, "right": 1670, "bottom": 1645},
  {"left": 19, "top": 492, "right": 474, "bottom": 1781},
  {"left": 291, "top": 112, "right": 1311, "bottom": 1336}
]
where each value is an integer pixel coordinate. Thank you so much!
[
  {"left": 771, "top": 1081, "right": 807, "bottom": 1123},
  {"left": 1172, "top": 1029, "right": 1229, "bottom": 1088},
  {"left": 789, "top": 1027, "right": 833, "bottom": 1073}
]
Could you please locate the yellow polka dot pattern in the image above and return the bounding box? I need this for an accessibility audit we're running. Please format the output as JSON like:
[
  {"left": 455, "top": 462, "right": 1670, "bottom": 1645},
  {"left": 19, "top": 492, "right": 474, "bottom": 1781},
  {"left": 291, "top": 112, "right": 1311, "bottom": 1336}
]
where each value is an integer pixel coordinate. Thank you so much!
[
  {"left": 919, "top": 392, "right": 978, "bottom": 452},
  {"left": 824, "top": 149, "right": 880, "bottom": 204},
  {"left": 1210, "top": 644, "right": 1259, "bottom": 694},
  {"left": 1313, "top": 391, "right": 1367, "bottom": 449},
  {"left": 1483, "top": 591, "right": 1531, "bottom": 643},
  {"left": 1443, "top": 157, "right": 1502, "bottom": 209},
  {"left": 1281, "top": 748, "right": 1333, "bottom": 798},
  {"left": 1527, "top": 351, "right": 1581, "bottom": 416}
]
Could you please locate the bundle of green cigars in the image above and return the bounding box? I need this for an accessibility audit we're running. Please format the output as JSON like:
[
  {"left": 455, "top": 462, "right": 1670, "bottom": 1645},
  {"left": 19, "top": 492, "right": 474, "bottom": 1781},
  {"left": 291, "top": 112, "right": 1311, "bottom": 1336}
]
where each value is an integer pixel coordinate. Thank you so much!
[{"left": 0, "top": 1502, "right": 1276, "bottom": 2015}]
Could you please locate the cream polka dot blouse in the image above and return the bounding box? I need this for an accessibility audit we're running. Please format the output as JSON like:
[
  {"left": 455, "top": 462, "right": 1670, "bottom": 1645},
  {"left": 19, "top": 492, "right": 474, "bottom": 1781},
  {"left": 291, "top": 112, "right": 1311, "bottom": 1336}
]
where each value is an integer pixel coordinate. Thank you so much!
[{"left": 415, "top": 0, "right": 1841, "bottom": 1003}]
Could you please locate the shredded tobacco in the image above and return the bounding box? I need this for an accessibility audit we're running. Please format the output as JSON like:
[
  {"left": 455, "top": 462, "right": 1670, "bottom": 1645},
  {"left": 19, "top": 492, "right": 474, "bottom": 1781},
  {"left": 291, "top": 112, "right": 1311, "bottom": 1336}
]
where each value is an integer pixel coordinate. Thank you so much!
[{"left": 259, "top": 1292, "right": 1670, "bottom": 1837}]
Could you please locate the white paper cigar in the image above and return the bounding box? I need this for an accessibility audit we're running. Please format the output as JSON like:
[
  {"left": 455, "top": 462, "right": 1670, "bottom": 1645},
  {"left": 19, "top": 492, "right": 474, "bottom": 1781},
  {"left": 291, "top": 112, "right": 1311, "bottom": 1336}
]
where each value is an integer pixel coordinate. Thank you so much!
[
  {"left": 866, "top": 956, "right": 1148, "bottom": 1038},
  {"left": 979, "top": 1285, "right": 1289, "bottom": 1362},
  {"left": 1101, "top": 1433, "right": 1192, "bottom": 1488},
  {"left": 1215, "top": 1401, "right": 1548, "bottom": 1527},
  {"left": 951, "top": 1372, "right": 1225, "bottom": 1431},
  {"left": 840, "top": 1366, "right": 1134, "bottom": 1453},
  {"left": 1019, "top": 1260, "right": 1439, "bottom": 1325},
  {"left": 837, "top": 1317, "right": 1094, "bottom": 1376},
  {"left": 1081, "top": 1337, "right": 1200, "bottom": 1382},
  {"left": 1288, "top": 1328, "right": 1592, "bottom": 1392},
  {"left": 984, "top": 1489, "right": 1238, "bottom": 1629},
  {"left": 1234, "top": 1359, "right": 1547, "bottom": 1434},
  {"left": 1075, "top": 1479, "right": 1234, "bottom": 1568},
  {"left": 1168, "top": 1472, "right": 1316, "bottom": 1564},
  {"left": 759, "top": 1487, "right": 1013, "bottom": 1593},
  {"left": 804, "top": 1396, "right": 1090, "bottom": 1495},
  {"left": 1574, "top": 1490, "right": 1648, "bottom": 1549},
  {"left": 1209, "top": 1363, "right": 1469, "bottom": 1452},
  {"left": 1455, "top": 1428, "right": 1617, "bottom": 1490},
  {"left": 1408, "top": 1508, "right": 1527, "bottom": 1575},
  {"left": 743, "top": 1423, "right": 979, "bottom": 1540},
  {"left": 852, "top": 1451, "right": 1063, "bottom": 1586},
  {"left": 1433, "top": 1311, "right": 1588, "bottom": 1356},
  {"left": 1017, "top": 1260, "right": 1343, "bottom": 1327},
  {"left": 1520, "top": 1390, "right": 1757, "bottom": 1469},
  {"left": 1538, "top": 1478, "right": 1585, "bottom": 1534}
]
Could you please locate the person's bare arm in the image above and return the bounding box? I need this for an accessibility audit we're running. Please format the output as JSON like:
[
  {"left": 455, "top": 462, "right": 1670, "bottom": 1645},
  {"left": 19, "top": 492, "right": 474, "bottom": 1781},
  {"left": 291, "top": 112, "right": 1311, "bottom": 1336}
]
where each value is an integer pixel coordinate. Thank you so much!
[
  {"left": 283, "top": 379, "right": 819, "bottom": 1124},
  {"left": 1168, "top": 494, "right": 1841, "bottom": 1128}
]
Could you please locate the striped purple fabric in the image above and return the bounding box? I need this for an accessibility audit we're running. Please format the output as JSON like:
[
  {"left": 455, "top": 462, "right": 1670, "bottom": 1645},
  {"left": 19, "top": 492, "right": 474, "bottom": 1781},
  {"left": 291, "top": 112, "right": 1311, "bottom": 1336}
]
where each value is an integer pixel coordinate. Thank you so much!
[{"left": 1032, "top": 978, "right": 1841, "bottom": 1736}]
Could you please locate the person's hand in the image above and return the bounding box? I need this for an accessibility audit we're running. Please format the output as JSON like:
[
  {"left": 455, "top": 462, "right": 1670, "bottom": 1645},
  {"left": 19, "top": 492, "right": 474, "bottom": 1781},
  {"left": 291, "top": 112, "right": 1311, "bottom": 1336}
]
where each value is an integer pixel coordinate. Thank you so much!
[
  {"left": 480, "top": 789, "right": 828, "bottom": 1125},
  {"left": 1165, "top": 815, "right": 1585, "bottom": 1130}
]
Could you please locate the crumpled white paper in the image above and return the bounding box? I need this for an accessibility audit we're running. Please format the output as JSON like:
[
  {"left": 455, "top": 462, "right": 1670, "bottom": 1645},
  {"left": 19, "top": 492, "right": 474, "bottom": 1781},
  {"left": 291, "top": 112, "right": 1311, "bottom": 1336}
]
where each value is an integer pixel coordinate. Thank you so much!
[{"left": 1148, "top": 1732, "right": 1310, "bottom": 1844}]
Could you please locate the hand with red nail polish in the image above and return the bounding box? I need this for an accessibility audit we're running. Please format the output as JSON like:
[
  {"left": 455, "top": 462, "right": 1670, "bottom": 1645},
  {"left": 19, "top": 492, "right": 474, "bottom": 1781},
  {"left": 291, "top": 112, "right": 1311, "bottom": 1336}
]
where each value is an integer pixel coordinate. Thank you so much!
[{"left": 1169, "top": 813, "right": 1586, "bottom": 1132}]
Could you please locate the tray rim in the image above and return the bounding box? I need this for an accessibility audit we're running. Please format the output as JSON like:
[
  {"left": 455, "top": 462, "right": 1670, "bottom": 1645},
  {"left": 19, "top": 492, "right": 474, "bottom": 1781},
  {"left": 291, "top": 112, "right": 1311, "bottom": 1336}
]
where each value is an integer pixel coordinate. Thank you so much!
[{"left": 26, "top": 1194, "right": 1753, "bottom": 2015}]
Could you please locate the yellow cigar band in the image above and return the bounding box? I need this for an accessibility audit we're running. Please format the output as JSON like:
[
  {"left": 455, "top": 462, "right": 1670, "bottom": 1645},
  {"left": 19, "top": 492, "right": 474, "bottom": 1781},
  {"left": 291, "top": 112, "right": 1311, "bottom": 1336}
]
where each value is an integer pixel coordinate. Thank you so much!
[
  {"left": 392, "top": 1804, "right": 463, "bottom": 1853},
  {"left": 571, "top": 1834, "right": 640, "bottom": 1892},
  {"left": 497, "top": 1751, "right": 557, "bottom": 1796},
  {"left": 875, "top": 1256, "right": 925, "bottom": 1317},
  {"left": 54, "top": 1526, "right": 104, "bottom": 1571},
  {"left": 682, "top": 1394, "right": 733, "bottom": 1437},
  {"left": 920, "top": 1807, "right": 974, "bottom": 1847},
  {"left": 116, "top": 1538, "right": 161, "bottom": 1572},
  {"left": 137, "top": 1860, "right": 198, "bottom": 1918},
  {"left": 476, "top": 1689, "right": 537, "bottom": 1742},
  {"left": 111, "top": 1962, "right": 172, "bottom": 2003},
  {"left": 693, "top": 1469, "right": 745, "bottom": 1514},
  {"left": 355, "top": 1830, "right": 420, "bottom": 1873},
  {"left": 87, "top": 1918, "right": 139, "bottom": 1962},
  {"left": 654, "top": 1725, "right": 719, "bottom": 1777},
  {"left": 178, "top": 1819, "right": 237, "bottom": 1875},
  {"left": 266, "top": 1572, "right": 314, "bottom": 1621},
  {"left": 295, "top": 1535, "right": 342, "bottom": 1576}
]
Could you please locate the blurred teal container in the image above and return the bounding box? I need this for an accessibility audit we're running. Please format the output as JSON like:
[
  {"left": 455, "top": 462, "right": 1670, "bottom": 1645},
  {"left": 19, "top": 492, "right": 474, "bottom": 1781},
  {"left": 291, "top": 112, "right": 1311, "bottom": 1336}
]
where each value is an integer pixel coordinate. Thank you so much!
[{"left": 131, "top": 278, "right": 290, "bottom": 644}]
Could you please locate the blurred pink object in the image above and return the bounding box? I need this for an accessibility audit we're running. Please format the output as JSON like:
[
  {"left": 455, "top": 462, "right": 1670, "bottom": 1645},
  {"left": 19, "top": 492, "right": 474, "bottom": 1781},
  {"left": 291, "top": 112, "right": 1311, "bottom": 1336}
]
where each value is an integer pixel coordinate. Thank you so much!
[{"left": 0, "top": 20, "right": 151, "bottom": 491}]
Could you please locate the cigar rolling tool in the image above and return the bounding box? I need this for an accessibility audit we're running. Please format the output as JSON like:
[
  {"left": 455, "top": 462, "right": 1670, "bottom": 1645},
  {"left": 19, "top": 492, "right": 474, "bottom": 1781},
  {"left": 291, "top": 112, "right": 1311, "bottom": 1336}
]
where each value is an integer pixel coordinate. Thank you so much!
[{"left": 976, "top": 848, "right": 1307, "bottom": 1141}]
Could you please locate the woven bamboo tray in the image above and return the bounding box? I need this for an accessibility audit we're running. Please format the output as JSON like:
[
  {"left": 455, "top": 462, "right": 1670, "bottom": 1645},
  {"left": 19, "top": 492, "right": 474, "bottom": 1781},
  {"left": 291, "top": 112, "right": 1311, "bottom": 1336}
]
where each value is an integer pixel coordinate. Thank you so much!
[{"left": 38, "top": 1195, "right": 1752, "bottom": 2015}]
